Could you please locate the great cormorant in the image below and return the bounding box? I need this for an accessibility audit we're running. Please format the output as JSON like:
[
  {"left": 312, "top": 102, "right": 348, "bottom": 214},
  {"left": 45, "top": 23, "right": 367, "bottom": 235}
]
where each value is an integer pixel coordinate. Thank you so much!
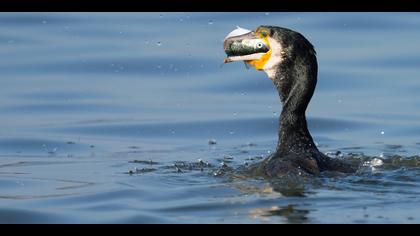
[{"left": 224, "top": 26, "right": 355, "bottom": 177}]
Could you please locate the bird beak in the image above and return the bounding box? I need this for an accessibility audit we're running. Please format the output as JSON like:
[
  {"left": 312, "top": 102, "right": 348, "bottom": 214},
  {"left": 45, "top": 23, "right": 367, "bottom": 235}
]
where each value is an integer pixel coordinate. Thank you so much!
[{"left": 223, "top": 26, "right": 270, "bottom": 64}]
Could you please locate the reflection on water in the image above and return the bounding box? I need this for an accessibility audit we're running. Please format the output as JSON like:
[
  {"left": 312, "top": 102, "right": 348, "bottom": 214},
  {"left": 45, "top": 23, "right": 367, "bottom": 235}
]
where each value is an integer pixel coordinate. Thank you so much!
[
  {"left": 250, "top": 205, "right": 310, "bottom": 224},
  {"left": 0, "top": 12, "right": 420, "bottom": 223}
]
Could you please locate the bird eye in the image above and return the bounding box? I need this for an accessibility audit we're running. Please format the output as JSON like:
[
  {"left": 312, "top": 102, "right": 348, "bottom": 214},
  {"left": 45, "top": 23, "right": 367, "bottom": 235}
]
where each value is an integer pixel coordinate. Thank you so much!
[
  {"left": 261, "top": 31, "right": 267, "bottom": 37},
  {"left": 256, "top": 42, "right": 263, "bottom": 48}
]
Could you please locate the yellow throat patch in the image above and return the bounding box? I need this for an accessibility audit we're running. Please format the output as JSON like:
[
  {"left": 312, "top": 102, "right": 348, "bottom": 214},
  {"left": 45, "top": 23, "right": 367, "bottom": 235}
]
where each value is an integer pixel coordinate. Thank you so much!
[{"left": 246, "top": 31, "right": 272, "bottom": 70}]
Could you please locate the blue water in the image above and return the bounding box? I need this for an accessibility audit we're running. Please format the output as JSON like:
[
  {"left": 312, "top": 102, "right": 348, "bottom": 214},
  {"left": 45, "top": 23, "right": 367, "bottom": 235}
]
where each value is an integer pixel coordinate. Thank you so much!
[{"left": 0, "top": 12, "right": 420, "bottom": 223}]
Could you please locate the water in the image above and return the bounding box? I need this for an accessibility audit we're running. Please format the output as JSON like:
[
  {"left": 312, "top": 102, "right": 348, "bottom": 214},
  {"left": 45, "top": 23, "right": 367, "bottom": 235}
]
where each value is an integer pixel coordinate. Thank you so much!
[{"left": 0, "top": 12, "right": 420, "bottom": 223}]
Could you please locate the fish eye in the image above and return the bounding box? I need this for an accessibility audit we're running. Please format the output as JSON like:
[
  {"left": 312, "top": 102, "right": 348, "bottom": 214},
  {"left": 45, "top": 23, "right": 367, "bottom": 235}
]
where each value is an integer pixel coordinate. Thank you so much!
[{"left": 256, "top": 42, "right": 264, "bottom": 48}]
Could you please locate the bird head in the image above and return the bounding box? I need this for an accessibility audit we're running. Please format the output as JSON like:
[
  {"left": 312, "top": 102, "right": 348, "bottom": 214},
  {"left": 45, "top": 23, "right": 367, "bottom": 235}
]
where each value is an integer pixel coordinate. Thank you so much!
[{"left": 224, "top": 26, "right": 316, "bottom": 81}]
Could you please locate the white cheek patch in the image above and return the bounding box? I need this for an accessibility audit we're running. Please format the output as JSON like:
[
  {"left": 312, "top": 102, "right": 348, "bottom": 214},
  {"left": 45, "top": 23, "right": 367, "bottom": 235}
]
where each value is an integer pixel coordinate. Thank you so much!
[{"left": 263, "top": 37, "right": 284, "bottom": 80}]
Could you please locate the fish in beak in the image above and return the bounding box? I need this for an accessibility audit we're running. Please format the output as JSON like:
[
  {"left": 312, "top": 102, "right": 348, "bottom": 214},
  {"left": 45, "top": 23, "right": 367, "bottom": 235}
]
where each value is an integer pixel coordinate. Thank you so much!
[{"left": 223, "top": 26, "right": 271, "bottom": 70}]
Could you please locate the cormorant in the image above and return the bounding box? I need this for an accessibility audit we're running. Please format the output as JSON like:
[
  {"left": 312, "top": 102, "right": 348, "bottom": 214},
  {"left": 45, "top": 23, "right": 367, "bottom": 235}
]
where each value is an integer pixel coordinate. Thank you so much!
[{"left": 224, "top": 26, "right": 355, "bottom": 177}]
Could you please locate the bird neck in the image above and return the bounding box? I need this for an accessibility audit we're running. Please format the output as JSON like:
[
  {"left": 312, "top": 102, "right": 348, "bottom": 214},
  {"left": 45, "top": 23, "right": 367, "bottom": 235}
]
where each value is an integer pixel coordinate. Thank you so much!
[
  {"left": 277, "top": 110, "right": 316, "bottom": 155},
  {"left": 272, "top": 55, "right": 318, "bottom": 156}
]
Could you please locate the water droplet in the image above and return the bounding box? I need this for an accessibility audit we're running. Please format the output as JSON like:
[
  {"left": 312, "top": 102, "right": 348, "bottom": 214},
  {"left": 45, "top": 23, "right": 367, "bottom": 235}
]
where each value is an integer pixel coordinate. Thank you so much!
[
  {"left": 371, "top": 158, "right": 383, "bottom": 167},
  {"left": 208, "top": 139, "right": 217, "bottom": 145},
  {"left": 42, "top": 20, "right": 47, "bottom": 24},
  {"left": 267, "top": 150, "right": 271, "bottom": 154},
  {"left": 208, "top": 20, "right": 214, "bottom": 25},
  {"left": 144, "top": 40, "right": 149, "bottom": 45},
  {"left": 338, "top": 99, "right": 343, "bottom": 103},
  {"left": 157, "top": 41, "right": 162, "bottom": 46},
  {"left": 273, "top": 112, "right": 277, "bottom": 116},
  {"left": 229, "top": 131, "right": 235, "bottom": 135},
  {"left": 159, "top": 14, "right": 163, "bottom": 18},
  {"left": 265, "top": 12, "right": 270, "bottom": 16},
  {"left": 381, "top": 131, "right": 385, "bottom": 135}
]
